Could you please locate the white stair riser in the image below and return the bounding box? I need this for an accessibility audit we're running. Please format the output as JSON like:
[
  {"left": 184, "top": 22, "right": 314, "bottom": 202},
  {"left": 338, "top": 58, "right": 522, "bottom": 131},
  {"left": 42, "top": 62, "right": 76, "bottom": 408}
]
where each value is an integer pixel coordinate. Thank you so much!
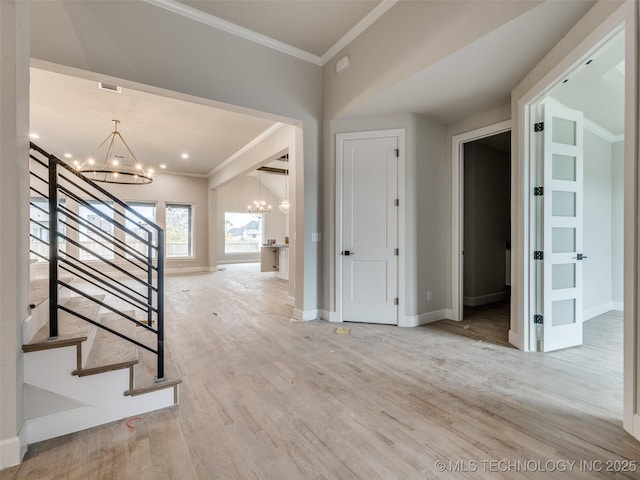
[
  {"left": 24, "top": 347, "right": 175, "bottom": 417},
  {"left": 26, "top": 406, "right": 121, "bottom": 443}
]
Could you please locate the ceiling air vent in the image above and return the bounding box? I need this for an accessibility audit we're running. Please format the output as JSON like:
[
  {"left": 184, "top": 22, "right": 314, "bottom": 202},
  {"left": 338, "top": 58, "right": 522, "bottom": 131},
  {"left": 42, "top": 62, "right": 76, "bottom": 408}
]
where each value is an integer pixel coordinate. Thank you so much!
[{"left": 98, "top": 82, "right": 122, "bottom": 93}]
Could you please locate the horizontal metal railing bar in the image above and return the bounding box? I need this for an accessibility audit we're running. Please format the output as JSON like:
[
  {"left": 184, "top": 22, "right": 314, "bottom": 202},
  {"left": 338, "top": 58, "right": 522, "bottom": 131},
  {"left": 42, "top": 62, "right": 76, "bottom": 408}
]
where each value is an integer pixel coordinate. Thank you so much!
[
  {"left": 58, "top": 200, "right": 157, "bottom": 272},
  {"left": 59, "top": 265, "right": 155, "bottom": 318},
  {"left": 62, "top": 235, "right": 157, "bottom": 290},
  {"left": 29, "top": 152, "right": 48, "bottom": 170},
  {"left": 59, "top": 251, "right": 154, "bottom": 301},
  {"left": 58, "top": 304, "right": 158, "bottom": 355},
  {"left": 29, "top": 233, "right": 49, "bottom": 246},
  {"left": 29, "top": 187, "right": 49, "bottom": 199},
  {"left": 29, "top": 201, "right": 50, "bottom": 219},
  {"left": 60, "top": 281, "right": 157, "bottom": 335},
  {"left": 58, "top": 204, "right": 153, "bottom": 269},
  {"left": 29, "top": 170, "right": 49, "bottom": 187},
  {"left": 58, "top": 170, "right": 158, "bottom": 240},
  {"left": 59, "top": 259, "right": 157, "bottom": 313},
  {"left": 60, "top": 169, "right": 160, "bottom": 240},
  {"left": 58, "top": 184, "right": 155, "bottom": 248},
  {"left": 49, "top": 156, "right": 165, "bottom": 234},
  {"left": 30, "top": 144, "right": 161, "bottom": 236},
  {"left": 58, "top": 216, "right": 148, "bottom": 274},
  {"left": 29, "top": 250, "right": 49, "bottom": 262},
  {"left": 55, "top": 164, "right": 161, "bottom": 235},
  {"left": 30, "top": 143, "right": 165, "bottom": 381},
  {"left": 30, "top": 218, "right": 50, "bottom": 232}
]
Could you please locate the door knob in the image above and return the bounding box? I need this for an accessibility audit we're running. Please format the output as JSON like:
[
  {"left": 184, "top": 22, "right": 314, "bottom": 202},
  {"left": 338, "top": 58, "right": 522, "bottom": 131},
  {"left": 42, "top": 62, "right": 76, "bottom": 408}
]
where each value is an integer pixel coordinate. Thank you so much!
[
  {"left": 342, "top": 250, "right": 353, "bottom": 256},
  {"left": 576, "top": 253, "right": 588, "bottom": 260}
]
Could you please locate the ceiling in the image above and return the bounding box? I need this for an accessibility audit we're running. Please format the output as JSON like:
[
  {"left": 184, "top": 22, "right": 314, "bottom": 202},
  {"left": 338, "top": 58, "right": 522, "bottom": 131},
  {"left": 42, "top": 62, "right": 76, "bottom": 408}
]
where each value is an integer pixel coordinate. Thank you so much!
[
  {"left": 30, "top": 0, "right": 618, "bottom": 189},
  {"left": 342, "top": 0, "right": 596, "bottom": 124},
  {"left": 550, "top": 32, "right": 625, "bottom": 136},
  {"left": 30, "top": 68, "right": 276, "bottom": 177},
  {"left": 178, "top": 0, "right": 381, "bottom": 58}
]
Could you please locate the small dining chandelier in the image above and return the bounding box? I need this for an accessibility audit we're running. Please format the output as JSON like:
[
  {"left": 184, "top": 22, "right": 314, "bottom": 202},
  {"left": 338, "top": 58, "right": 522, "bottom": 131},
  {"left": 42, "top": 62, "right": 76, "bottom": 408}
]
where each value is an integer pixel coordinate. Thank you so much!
[
  {"left": 75, "top": 119, "right": 153, "bottom": 184},
  {"left": 248, "top": 171, "right": 271, "bottom": 214},
  {"left": 278, "top": 173, "right": 290, "bottom": 213}
]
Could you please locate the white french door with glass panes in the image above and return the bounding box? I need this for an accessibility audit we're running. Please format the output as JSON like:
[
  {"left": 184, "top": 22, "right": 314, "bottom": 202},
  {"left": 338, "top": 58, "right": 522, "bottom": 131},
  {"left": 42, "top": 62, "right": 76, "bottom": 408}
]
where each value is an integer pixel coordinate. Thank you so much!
[{"left": 537, "top": 98, "right": 584, "bottom": 352}]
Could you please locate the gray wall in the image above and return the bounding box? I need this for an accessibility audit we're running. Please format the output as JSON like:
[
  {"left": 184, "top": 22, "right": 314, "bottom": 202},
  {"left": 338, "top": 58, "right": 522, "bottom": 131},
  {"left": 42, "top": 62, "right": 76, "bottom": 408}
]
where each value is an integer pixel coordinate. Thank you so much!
[
  {"left": 30, "top": 0, "right": 322, "bottom": 316},
  {"left": 0, "top": 0, "right": 30, "bottom": 466},
  {"left": 463, "top": 142, "right": 510, "bottom": 305},
  {"left": 330, "top": 113, "right": 450, "bottom": 325}
]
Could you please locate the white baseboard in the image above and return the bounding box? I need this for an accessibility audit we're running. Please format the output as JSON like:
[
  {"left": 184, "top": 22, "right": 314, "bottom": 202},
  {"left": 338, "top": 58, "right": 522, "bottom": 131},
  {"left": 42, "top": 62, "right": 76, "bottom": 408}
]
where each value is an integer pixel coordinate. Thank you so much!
[
  {"left": 287, "top": 296, "right": 295, "bottom": 306},
  {"left": 292, "top": 308, "right": 318, "bottom": 321},
  {"left": 165, "top": 266, "right": 209, "bottom": 275},
  {"left": 508, "top": 329, "right": 524, "bottom": 350},
  {"left": 0, "top": 435, "right": 23, "bottom": 469},
  {"left": 319, "top": 309, "right": 338, "bottom": 322},
  {"left": 217, "top": 259, "right": 259, "bottom": 265},
  {"left": 584, "top": 301, "right": 624, "bottom": 321},
  {"left": 26, "top": 406, "right": 121, "bottom": 444},
  {"left": 399, "top": 308, "right": 452, "bottom": 327},
  {"left": 633, "top": 414, "right": 640, "bottom": 442},
  {"left": 463, "top": 291, "right": 509, "bottom": 307}
]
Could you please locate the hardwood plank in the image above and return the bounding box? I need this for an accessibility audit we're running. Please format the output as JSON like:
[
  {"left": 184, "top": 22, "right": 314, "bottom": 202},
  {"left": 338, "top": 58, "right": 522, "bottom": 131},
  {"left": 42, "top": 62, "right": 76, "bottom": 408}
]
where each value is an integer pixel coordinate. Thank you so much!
[{"left": 7, "top": 265, "right": 640, "bottom": 480}]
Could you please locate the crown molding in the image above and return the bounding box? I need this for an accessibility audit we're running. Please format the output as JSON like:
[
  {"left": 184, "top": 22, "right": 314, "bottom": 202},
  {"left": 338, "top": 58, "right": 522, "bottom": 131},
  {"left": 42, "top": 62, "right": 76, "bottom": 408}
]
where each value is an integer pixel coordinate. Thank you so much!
[
  {"left": 143, "top": 0, "right": 322, "bottom": 66},
  {"left": 584, "top": 117, "right": 624, "bottom": 143},
  {"left": 321, "top": 0, "right": 399, "bottom": 65}
]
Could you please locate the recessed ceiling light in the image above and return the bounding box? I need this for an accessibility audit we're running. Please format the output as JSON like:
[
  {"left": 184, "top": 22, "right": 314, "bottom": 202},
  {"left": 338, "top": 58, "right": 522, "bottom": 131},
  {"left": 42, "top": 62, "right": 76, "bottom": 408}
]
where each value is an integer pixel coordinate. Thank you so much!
[
  {"left": 29, "top": 133, "right": 40, "bottom": 139},
  {"left": 181, "top": 153, "right": 189, "bottom": 159},
  {"left": 64, "top": 153, "right": 72, "bottom": 158},
  {"left": 160, "top": 164, "right": 167, "bottom": 169}
]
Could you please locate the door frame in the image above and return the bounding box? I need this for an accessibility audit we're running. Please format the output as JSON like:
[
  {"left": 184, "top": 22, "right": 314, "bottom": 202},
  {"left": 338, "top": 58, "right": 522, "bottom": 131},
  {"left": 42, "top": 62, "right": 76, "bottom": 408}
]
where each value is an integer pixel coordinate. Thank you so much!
[
  {"left": 514, "top": 2, "right": 637, "bottom": 437},
  {"left": 451, "top": 120, "right": 512, "bottom": 322},
  {"left": 335, "top": 129, "right": 405, "bottom": 324}
]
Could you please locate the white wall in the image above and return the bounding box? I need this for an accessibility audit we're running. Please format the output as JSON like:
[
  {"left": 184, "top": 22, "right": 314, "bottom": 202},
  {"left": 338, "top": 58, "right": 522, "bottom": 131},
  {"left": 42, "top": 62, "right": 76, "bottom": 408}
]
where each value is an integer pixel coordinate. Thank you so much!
[
  {"left": 0, "top": 0, "right": 30, "bottom": 468},
  {"left": 463, "top": 141, "right": 510, "bottom": 305},
  {"left": 583, "top": 129, "right": 614, "bottom": 315},
  {"left": 216, "top": 175, "right": 287, "bottom": 264},
  {"left": 611, "top": 140, "right": 624, "bottom": 305}
]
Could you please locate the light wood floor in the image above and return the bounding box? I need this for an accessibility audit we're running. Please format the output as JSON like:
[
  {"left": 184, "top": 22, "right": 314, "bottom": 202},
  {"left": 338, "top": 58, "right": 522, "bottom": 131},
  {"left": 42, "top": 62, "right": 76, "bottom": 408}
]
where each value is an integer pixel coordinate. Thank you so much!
[{"left": 3, "top": 264, "right": 638, "bottom": 479}]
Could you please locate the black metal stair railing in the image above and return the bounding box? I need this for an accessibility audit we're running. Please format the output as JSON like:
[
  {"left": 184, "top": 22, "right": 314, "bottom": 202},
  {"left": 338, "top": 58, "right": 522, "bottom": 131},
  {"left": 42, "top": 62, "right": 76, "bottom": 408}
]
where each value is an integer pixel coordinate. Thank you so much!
[{"left": 28, "top": 142, "right": 166, "bottom": 381}]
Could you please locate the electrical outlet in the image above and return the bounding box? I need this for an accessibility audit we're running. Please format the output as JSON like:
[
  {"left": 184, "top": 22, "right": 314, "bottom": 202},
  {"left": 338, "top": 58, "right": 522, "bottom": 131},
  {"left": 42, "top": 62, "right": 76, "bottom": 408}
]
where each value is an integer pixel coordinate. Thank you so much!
[{"left": 427, "top": 291, "right": 432, "bottom": 301}]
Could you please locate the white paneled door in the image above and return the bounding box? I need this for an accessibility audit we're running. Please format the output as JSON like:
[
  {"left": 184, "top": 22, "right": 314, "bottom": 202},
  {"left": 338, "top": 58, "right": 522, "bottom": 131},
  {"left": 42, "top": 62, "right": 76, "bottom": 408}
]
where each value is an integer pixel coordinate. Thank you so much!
[
  {"left": 341, "top": 135, "right": 398, "bottom": 324},
  {"left": 540, "top": 99, "right": 585, "bottom": 351}
]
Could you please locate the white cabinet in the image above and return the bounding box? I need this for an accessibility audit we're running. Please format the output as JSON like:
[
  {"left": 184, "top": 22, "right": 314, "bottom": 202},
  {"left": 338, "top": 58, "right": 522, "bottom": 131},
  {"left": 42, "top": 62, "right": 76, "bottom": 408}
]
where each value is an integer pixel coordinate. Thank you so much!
[{"left": 260, "top": 245, "right": 288, "bottom": 280}]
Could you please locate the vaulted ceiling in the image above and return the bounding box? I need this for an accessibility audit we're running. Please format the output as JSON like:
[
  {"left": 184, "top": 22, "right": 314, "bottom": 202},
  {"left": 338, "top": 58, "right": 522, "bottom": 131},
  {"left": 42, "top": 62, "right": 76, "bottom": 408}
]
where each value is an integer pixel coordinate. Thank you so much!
[{"left": 30, "top": 0, "right": 618, "bottom": 184}]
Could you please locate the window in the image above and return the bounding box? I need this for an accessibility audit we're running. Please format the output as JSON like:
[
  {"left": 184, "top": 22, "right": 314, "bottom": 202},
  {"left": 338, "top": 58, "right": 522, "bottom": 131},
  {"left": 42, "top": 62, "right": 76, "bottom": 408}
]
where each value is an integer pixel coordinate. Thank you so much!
[
  {"left": 29, "top": 197, "right": 66, "bottom": 261},
  {"left": 165, "top": 204, "right": 192, "bottom": 257},
  {"left": 224, "top": 212, "right": 263, "bottom": 254},
  {"left": 125, "top": 202, "right": 156, "bottom": 259},
  {"left": 79, "top": 200, "right": 114, "bottom": 261}
]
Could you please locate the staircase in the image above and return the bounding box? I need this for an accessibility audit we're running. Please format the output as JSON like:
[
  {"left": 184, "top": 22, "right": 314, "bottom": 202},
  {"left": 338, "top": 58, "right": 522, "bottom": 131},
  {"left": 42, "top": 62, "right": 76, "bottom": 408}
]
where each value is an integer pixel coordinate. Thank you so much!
[{"left": 24, "top": 143, "right": 180, "bottom": 444}]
